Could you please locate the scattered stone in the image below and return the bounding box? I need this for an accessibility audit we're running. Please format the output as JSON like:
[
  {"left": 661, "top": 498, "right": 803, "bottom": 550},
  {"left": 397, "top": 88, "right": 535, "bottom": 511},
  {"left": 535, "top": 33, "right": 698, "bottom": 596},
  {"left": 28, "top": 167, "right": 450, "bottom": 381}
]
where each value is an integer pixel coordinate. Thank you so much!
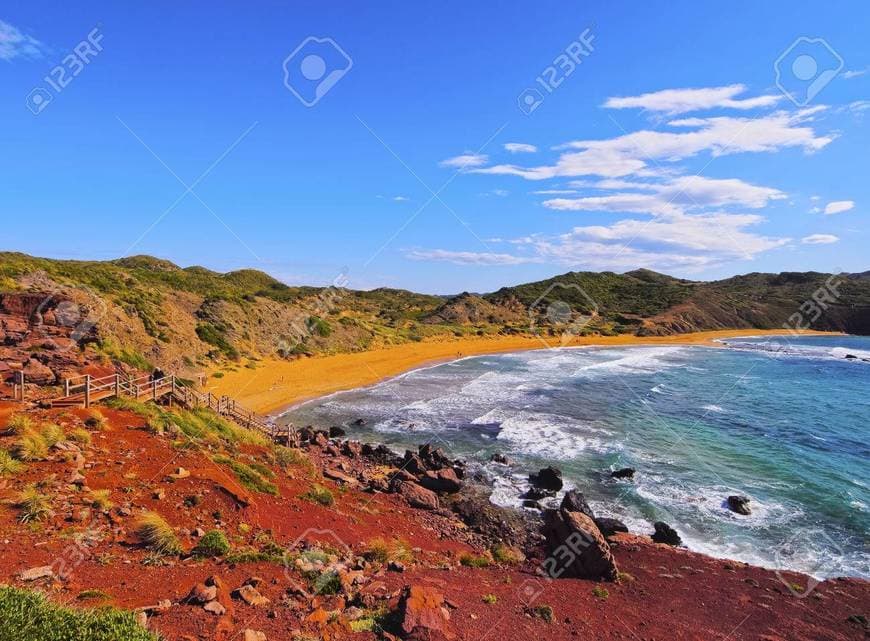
[
  {"left": 204, "top": 600, "right": 226, "bottom": 615},
  {"left": 418, "top": 468, "right": 462, "bottom": 493},
  {"left": 69, "top": 472, "right": 87, "bottom": 486},
  {"left": 19, "top": 566, "right": 54, "bottom": 581},
  {"left": 186, "top": 582, "right": 217, "bottom": 605},
  {"left": 243, "top": 630, "right": 267, "bottom": 641},
  {"left": 726, "top": 495, "right": 751, "bottom": 515},
  {"left": 398, "top": 585, "right": 455, "bottom": 641},
  {"left": 324, "top": 468, "right": 359, "bottom": 487},
  {"left": 169, "top": 467, "right": 190, "bottom": 479},
  {"left": 193, "top": 527, "right": 206, "bottom": 537},
  {"left": 389, "top": 561, "right": 406, "bottom": 573},
  {"left": 342, "top": 440, "right": 362, "bottom": 458},
  {"left": 23, "top": 358, "right": 56, "bottom": 385},
  {"left": 651, "top": 521, "right": 682, "bottom": 546},
  {"left": 153, "top": 489, "right": 166, "bottom": 500},
  {"left": 243, "top": 576, "right": 264, "bottom": 588},
  {"left": 611, "top": 467, "right": 635, "bottom": 480},
  {"left": 234, "top": 584, "right": 270, "bottom": 607},
  {"left": 135, "top": 611, "right": 149, "bottom": 629},
  {"left": 529, "top": 466, "right": 563, "bottom": 491}
]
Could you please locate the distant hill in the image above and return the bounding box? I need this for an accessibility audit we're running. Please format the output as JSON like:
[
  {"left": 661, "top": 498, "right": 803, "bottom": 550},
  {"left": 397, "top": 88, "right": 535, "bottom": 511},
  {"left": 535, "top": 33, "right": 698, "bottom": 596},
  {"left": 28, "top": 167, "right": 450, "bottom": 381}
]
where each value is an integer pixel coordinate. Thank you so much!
[{"left": 1, "top": 252, "right": 869, "bottom": 375}]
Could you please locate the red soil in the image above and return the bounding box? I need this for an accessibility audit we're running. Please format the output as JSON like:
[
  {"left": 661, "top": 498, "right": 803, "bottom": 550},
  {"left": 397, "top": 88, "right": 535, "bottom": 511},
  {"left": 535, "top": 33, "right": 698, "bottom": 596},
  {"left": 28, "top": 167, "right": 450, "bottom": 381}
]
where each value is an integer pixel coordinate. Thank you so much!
[{"left": 0, "top": 401, "right": 867, "bottom": 641}]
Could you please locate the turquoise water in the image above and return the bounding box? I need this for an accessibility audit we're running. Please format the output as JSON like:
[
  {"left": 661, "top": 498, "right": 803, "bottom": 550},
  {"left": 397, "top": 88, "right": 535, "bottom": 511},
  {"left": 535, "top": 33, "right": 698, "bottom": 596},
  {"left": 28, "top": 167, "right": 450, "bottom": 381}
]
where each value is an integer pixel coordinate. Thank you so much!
[{"left": 281, "top": 335, "right": 870, "bottom": 579}]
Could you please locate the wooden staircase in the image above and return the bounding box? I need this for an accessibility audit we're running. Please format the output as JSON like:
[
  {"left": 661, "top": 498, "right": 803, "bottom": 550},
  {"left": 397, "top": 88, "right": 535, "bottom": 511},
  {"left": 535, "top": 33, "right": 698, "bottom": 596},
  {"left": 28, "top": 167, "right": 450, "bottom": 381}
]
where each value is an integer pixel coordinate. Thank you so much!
[{"left": 50, "top": 372, "right": 285, "bottom": 441}]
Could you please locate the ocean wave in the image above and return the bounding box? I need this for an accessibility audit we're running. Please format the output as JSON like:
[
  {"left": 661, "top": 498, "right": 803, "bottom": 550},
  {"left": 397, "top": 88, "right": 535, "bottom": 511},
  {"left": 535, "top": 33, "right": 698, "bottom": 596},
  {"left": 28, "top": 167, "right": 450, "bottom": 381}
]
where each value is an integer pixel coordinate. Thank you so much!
[{"left": 571, "top": 347, "right": 686, "bottom": 379}]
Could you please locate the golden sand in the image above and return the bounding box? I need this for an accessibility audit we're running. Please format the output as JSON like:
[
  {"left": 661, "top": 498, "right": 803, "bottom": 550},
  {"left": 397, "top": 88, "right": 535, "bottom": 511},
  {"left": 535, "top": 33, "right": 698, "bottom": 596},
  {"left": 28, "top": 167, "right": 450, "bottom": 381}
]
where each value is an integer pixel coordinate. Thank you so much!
[{"left": 207, "top": 329, "right": 838, "bottom": 415}]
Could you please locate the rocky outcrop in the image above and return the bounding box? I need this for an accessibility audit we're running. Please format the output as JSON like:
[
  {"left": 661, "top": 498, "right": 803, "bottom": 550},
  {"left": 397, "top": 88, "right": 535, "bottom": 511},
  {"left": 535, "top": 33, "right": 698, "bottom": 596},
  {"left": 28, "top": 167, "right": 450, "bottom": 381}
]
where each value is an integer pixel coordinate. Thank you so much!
[
  {"left": 397, "top": 481, "right": 440, "bottom": 510},
  {"left": 530, "top": 466, "right": 563, "bottom": 491},
  {"left": 611, "top": 467, "right": 635, "bottom": 480},
  {"left": 397, "top": 585, "right": 455, "bottom": 641},
  {"left": 542, "top": 506, "right": 619, "bottom": 581}
]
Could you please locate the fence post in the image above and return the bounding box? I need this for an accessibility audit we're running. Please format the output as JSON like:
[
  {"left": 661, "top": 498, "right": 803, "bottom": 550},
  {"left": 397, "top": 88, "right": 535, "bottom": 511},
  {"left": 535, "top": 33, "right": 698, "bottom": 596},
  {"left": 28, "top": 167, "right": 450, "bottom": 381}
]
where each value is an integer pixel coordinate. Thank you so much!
[
  {"left": 64, "top": 378, "right": 70, "bottom": 397},
  {"left": 152, "top": 379, "right": 157, "bottom": 400},
  {"left": 18, "top": 372, "right": 25, "bottom": 401},
  {"left": 84, "top": 374, "right": 91, "bottom": 408},
  {"left": 114, "top": 374, "right": 120, "bottom": 397}
]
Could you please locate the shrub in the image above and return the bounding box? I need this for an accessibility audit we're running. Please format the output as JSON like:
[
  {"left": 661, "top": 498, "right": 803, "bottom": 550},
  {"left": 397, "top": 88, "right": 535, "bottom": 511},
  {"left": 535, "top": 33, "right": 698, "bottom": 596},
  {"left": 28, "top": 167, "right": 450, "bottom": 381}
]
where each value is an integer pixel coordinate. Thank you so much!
[
  {"left": 273, "top": 445, "right": 314, "bottom": 474},
  {"left": 133, "top": 511, "right": 182, "bottom": 555},
  {"left": 12, "top": 430, "right": 49, "bottom": 461},
  {"left": 592, "top": 586, "right": 609, "bottom": 600},
  {"left": 459, "top": 553, "right": 491, "bottom": 568},
  {"left": 84, "top": 409, "right": 109, "bottom": 431},
  {"left": 300, "top": 484, "right": 334, "bottom": 507},
  {"left": 5, "top": 413, "right": 33, "bottom": 435},
  {"left": 89, "top": 489, "right": 114, "bottom": 511},
  {"left": 17, "top": 485, "right": 52, "bottom": 523},
  {"left": 0, "top": 586, "right": 158, "bottom": 641},
  {"left": 68, "top": 428, "right": 92, "bottom": 445},
  {"left": 41, "top": 424, "right": 65, "bottom": 448},
  {"left": 529, "top": 604, "right": 554, "bottom": 623},
  {"left": 491, "top": 544, "right": 525, "bottom": 565},
  {"left": 193, "top": 530, "right": 231, "bottom": 558},
  {"left": 0, "top": 449, "right": 24, "bottom": 476},
  {"left": 482, "top": 594, "right": 498, "bottom": 604},
  {"left": 364, "top": 537, "right": 413, "bottom": 564}
]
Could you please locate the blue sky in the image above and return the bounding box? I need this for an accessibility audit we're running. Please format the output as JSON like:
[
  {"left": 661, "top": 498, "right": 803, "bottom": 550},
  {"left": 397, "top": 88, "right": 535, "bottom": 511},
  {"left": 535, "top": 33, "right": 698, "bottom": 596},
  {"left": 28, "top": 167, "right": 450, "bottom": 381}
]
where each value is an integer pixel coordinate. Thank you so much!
[{"left": 1, "top": 2, "right": 867, "bottom": 293}]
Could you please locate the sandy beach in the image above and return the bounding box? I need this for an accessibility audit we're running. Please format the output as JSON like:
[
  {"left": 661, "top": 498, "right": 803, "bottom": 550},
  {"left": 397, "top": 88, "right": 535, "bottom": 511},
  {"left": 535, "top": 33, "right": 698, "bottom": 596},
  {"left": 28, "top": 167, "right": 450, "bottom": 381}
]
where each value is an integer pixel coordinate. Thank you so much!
[{"left": 207, "top": 329, "right": 838, "bottom": 415}]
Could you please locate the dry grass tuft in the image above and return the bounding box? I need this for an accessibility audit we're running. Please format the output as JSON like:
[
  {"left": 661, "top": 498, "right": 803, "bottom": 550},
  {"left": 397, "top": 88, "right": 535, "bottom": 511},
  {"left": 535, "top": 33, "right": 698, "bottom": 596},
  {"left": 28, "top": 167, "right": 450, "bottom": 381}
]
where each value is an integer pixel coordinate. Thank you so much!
[{"left": 133, "top": 511, "right": 182, "bottom": 555}]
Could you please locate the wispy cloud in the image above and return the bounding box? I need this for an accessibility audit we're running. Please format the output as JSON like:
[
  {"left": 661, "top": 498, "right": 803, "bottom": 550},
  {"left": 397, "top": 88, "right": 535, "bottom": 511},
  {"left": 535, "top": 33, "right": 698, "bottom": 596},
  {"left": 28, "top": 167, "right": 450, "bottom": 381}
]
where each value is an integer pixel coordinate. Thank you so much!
[
  {"left": 824, "top": 200, "right": 855, "bottom": 215},
  {"left": 405, "top": 249, "right": 536, "bottom": 265},
  {"left": 802, "top": 234, "right": 839, "bottom": 244},
  {"left": 439, "top": 152, "right": 489, "bottom": 169},
  {"left": 843, "top": 67, "right": 868, "bottom": 79},
  {"left": 0, "top": 19, "right": 47, "bottom": 61},
  {"left": 604, "top": 84, "right": 781, "bottom": 115},
  {"left": 504, "top": 142, "right": 538, "bottom": 153}
]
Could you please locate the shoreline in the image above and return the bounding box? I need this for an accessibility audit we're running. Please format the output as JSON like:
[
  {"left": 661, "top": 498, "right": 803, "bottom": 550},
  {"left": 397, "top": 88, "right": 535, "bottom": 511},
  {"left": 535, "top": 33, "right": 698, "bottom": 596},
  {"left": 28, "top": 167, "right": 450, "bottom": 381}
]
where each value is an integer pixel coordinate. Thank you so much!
[{"left": 206, "top": 328, "right": 841, "bottom": 415}]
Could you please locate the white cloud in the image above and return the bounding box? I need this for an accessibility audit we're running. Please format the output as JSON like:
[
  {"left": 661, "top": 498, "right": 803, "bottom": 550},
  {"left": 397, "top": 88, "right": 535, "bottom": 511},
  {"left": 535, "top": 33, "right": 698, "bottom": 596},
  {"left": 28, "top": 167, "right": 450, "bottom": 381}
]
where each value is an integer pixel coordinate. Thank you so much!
[
  {"left": 404, "top": 249, "right": 536, "bottom": 265},
  {"left": 472, "top": 108, "right": 832, "bottom": 180},
  {"left": 504, "top": 142, "right": 538, "bottom": 153},
  {"left": 0, "top": 19, "right": 46, "bottom": 61},
  {"left": 531, "top": 189, "right": 579, "bottom": 195},
  {"left": 824, "top": 200, "right": 854, "bottom": 215},
  {"left": 439, "top": 153, "right": 489, "bottom": 169},
  {"left": 543, "top": 176, "right": 785, "bottom": 214},
  {"left": 802, "top": 234, "right": 839, "bottom": 244},
  {"left": 392, "top": 195, "right": 409, "bottom": 202},
  {"left": 843, "top": 68, "right": 868, "bottom": 79},
  {"left": 810, "top": 195, "right": 821, "bottom": 201},
  {"left": 604, "top": 84, "right": 781, "bottom": 115}
]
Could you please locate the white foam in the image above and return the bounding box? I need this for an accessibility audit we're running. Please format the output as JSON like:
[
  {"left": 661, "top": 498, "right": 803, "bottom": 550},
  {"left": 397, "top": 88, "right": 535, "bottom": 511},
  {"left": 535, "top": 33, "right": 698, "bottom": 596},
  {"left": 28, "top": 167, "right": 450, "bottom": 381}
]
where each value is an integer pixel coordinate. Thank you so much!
[
  {"left": 571, "top": 347, "right": 685, "bottom": 379},
  {"left": 702, "top": 404, "right": 729, "bottom": 414},
  {"left": 494, "top": 411, "right": 615, "bottom": 460}
]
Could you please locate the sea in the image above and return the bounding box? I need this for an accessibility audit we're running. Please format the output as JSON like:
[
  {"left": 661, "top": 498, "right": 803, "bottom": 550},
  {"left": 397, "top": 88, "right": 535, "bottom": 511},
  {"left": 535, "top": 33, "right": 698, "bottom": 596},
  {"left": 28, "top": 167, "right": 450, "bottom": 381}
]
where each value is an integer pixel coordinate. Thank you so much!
[{"left": 279, "top": 335, "right": 870, "bottom": 580}]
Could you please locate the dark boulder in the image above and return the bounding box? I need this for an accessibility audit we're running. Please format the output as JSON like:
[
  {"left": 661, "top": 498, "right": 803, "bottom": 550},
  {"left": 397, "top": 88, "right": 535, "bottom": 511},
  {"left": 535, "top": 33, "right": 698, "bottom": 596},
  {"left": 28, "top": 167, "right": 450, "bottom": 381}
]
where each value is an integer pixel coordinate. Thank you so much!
[
  {"left": 651, "top": 521, "right": 682, "bottom": 546},
  {"left": 726, "top": 495, "right": 751, "bottom": 515},
  {"left": 529, "top": 466, "right": 563, "bottom": 491},
  {"left": 329, "top": 425, "right": 346, "bottom": 438},
  {"left": 594, "top": 517, "right": 629, "bottom": 537},
  {"left": 610, "top": 467, "right": 635, "bottom": 480},
  {"left": 521, "top": 487, "right": 555, "bottom": 501},
  {"left": 418, "top": 468, "right": 462, "bottom": 494},
  {"left": 560, "top": 490, "right": 595, "bottom": 520},
  {"left": 541, "top": 508, "right": 619, "bottom": 581},
  {"left": 490, "top": 452, "right": 510, "bottom": 465},
  {"left": 353, "top": 418, "right": 366, "bottom": 426}
]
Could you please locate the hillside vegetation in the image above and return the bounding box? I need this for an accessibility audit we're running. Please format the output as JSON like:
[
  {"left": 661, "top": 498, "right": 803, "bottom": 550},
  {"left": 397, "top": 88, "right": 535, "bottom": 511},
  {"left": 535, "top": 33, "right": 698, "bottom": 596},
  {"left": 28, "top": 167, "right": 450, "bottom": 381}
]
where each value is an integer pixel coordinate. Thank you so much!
[{"left": 2, "top": 252, "right": 869, "bottom": 377}]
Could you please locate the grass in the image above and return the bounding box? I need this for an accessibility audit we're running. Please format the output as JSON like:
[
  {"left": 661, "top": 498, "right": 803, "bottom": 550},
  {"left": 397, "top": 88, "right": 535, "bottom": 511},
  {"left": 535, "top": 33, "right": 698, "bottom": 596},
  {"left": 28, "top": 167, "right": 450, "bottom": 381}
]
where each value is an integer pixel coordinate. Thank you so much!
[
  {"left": 0, "top": 450, "right": 25, "bottom": 476},
  {"left": 68, "top": 429, "right": 92, "bottom": 446},
  {"left": 133, "top": 511, "right": 182, "bottom": 555},
  {"left": 89, "top": 490, "right": 113, "bottom": 511},
  {"left": 300, "top": 484, "right": 334, "bottom": 507},
  {"left": 0, "top": 585, "right": 159, "bottom": 641},
  {"left": 17, "top": 485, "right": 52, "bottom": 523},
  {"left": 11, "top": 430, "right": 49, "bottom": 461},
  {"left": 212, "top": 455, "right": 278, "bottom": 495},
  {"left": 592, "top": 586, "right": 609, "bottom": 600},
  {"left": 482, "top": 594, "right": 498, "bottom": 604},
  {"left": 40, "top": 424, "right": 65, "bottom": 448},
  {"left": 272, "top": 445, "right": 315, "bottom": 475},
  {"left": 491, "top": 544, "right": 524, "bottom": 565},
  {"left": 363, "top": 537, "right": 413, "bottom": 565},
  {"left": 84, "top": 410, "right": 109, "bottom": 431},
  {"left": 192, "top": 531, "right": 231, "bottom": 558},
  {"left": 459, "top": 553, "right": 491, "bottom": 568},
  {"left": 5, "top": 413, "right": 33, "bottom": 435},
  {"left": 76, "top": 590, "right": 111, "bottom": 602}
]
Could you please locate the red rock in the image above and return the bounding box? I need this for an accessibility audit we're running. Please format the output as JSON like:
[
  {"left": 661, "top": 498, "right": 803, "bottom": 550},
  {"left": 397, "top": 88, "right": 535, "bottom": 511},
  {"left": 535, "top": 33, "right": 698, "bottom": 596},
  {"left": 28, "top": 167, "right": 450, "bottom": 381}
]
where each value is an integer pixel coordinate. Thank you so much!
[
  {"left": 398, "top": 481, "right": 439, "bottom": 510},
  {"left": 418, "top": 468, "right": 462, "bottom": 493},
  {"left": 22, "top": 358, "right": 55, "bottom": 385},
  {"left": 542, "top": 508, "right": 619, "bottom": 581},
  {"left": 398, "top": 585, "right": 454, "bottom": 641}
]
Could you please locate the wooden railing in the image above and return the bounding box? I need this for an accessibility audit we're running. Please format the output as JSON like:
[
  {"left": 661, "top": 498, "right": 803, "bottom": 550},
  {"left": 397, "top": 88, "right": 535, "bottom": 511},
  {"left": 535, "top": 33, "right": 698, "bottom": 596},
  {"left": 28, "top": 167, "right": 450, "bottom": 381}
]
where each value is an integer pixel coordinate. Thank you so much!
[{"left": 53, "top": 372, "right": 284, "bottom": 441}]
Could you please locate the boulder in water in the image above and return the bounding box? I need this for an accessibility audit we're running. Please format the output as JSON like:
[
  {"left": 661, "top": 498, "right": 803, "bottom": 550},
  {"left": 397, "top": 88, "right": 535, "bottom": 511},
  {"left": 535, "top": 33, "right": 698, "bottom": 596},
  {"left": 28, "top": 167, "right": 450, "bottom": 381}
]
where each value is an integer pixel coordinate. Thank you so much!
[
  {"left": 595, "top": 517, "right": 629, "bottom": 537},
  {"left": 651, "top": 521, "right": 682, "bottom": 546},
  {"left": 610, "top": 467, "right": 635, "bottom": 480},
  {"left": 529, "top": 466, "right": 563, "bottom": 491},
  {"left": 726, "top": 495, "right": 751, "bottom": 515}
]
